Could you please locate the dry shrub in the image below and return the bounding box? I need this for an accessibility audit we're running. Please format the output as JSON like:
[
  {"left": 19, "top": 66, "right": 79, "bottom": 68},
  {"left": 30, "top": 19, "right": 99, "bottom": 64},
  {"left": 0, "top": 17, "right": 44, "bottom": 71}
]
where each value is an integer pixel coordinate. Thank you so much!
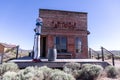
[
  {"left": 39, "top": 66, "right": 53, "bottom": 80},
  {"left": 78, "top": 64, "right": 103, "bottom": 80},
  {"left": 17, "top": 66, "right": 44, "bottom": 80},
  {"left": 63, "top": 62, "right": 81, "bottom": 78},
  {"left": 118, "top": 67, "right": 120, "bottom": 78},
  {"left": 0, "top": 62, "right": 19, "bottom": 76},
  {"left": 97, "top": 71, "right": 107, "bottom": 80},
  {"left": 105, "top": 66, "right": 118, "bottom": 78},
  {"left": 2, "top": 71, "right": 17, "bottom": 80},
  {"left": 50, "top": 69, "right": 75, "bottom": 80}
]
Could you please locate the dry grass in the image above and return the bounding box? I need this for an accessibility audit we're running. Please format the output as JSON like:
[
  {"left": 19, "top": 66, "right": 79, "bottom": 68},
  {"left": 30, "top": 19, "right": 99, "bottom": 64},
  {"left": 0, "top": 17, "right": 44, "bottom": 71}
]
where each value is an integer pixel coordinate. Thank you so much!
[
  {"left": 2, "top": 52, "right": 29, "bottom": 62},
  {"left": 105, "top": 59, "right": 120, "bottom": 68}
]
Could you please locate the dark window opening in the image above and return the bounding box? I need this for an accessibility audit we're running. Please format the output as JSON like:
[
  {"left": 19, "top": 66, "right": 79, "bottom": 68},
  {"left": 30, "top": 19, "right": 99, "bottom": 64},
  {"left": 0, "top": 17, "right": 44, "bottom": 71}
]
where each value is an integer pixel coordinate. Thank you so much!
[{"left": 54, "top": 36, "right": 67, "bottom": 53}]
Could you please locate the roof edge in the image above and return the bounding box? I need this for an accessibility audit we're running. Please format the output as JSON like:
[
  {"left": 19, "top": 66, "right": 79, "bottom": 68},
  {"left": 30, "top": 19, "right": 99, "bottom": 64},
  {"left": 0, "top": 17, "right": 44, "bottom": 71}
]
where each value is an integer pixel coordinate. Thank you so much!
[{"left": 39, "top": 8, "right": 88, "bottom": 14}]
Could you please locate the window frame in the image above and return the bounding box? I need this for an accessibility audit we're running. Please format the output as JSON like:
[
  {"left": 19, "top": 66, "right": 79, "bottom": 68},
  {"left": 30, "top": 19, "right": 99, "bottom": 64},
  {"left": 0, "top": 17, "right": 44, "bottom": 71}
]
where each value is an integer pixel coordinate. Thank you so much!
[
  {"left": 54, "top": 36, "right": 67, "bottom": 53},
  {"left": 75, "top": 37, "right": 82, "bottom": 53}
]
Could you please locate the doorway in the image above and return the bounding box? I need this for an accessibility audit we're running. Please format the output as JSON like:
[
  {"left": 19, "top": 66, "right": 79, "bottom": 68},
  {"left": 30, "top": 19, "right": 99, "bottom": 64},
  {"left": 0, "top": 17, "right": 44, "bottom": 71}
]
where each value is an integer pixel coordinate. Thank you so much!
[{"left": 41, "top": 37, "right": 46, "bottom": 58}]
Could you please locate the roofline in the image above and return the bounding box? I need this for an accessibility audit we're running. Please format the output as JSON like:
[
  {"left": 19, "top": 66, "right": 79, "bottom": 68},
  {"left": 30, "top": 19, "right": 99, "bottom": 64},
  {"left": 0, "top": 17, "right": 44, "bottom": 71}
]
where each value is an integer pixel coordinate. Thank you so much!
[
  {"left": 0, "top": 43, "right": 17, "bottom": 48},
  {"left": 0, "top": 44, "right": 4, "bottom": 47},
  {"left": 39, "top": 8, "right": 87, "bottom": 14}
]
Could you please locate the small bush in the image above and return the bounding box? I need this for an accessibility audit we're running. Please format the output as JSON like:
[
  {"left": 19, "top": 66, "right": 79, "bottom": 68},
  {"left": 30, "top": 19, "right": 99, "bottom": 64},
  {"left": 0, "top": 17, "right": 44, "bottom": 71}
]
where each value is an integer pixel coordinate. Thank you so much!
[
  {"left": 33, "top": 66, "right": 44, "bottom": 80},
  {"left": 22, "top": 66, "right": 35, "bottom": 74},
  {"left": 63, "top": 62, "right": 81, "bottom": 71},
  {"left": 16, "top": 67, "right": 35, "bottom": 80},
  {"left": 0, "top": 65, "right": 3, "bottom": 75},
  {"left": 39, "top": 66, "right": 53, "bottom": 80},
  {"left": 0, "top": 62, "right": 19, "bottom": 76},
  {"left": 63, "top": 62, "right": 81, "bottom": 78},
  {"left": 105, "top": 66, "right": 118, "bottom": 78},
  {"left": 2, "top": 71, "right": 17, "bottom": 80},
  {"left": 118, "top": 68, "right": 120, "bottom": 76},
  {"left": 50, "top": 69, "right": 75, "bottom": 80},
  {"left": 33, "top": 70, "right": 44, "bottom": 80},
  {"left": 17, "top": 66, "right": 44, "bottom": 80},
  {"left": 78, "top": 64, "right": 103, "bottom": 80},
  {"left": 81, "top": 64, "right": 92, "bottom": 69}
]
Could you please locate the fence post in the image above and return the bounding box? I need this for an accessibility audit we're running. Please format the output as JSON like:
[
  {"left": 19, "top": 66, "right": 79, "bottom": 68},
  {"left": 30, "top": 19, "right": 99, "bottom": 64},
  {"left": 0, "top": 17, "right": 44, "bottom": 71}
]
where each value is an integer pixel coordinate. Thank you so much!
[
  {"left": 16, "top": 45, "right": 19, "bottom": 59},
  {"left": 0, "top": 53, "right": 3, "bottom": 64},
  {"left": 97, "top": 54, "right": 100, "bottom": 60},
  {"left": 112, "top": 54, "right": 115, "bottom": 66},
  {"left": 89, "top": 48, "right": 92, "bottom": 58},
  {"left": 101, "top": 47, "right": 104, "bottom": 61}
]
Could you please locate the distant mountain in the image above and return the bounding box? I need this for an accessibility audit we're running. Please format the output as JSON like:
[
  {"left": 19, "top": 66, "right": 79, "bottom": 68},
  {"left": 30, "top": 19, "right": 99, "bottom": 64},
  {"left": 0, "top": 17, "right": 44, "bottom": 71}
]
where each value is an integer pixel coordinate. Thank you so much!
[
  {"left": 110, "top": 50, "right": 120, "bottom": 55},
  {"left": 90, "top": 49, "right": 120, "bottom": 56},
  {"left": 18, "top": 48, "right": 32, "bottom": 54},
  {"left": 95, "top": 50, "right": 120, "bottom": 55}
]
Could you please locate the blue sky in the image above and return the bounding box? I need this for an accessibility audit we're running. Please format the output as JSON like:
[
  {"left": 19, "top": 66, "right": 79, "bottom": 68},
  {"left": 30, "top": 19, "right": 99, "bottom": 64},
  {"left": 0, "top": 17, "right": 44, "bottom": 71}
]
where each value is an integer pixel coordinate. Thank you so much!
[{"left": 0, "top": 0, "right": 120, "bottom": 50}]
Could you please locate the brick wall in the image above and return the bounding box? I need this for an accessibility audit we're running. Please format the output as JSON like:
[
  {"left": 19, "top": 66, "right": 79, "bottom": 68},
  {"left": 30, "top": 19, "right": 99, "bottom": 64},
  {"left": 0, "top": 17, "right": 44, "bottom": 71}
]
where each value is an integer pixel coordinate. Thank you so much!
[{"left": 39, "top": 9, "right": 89, "bottom": 59}]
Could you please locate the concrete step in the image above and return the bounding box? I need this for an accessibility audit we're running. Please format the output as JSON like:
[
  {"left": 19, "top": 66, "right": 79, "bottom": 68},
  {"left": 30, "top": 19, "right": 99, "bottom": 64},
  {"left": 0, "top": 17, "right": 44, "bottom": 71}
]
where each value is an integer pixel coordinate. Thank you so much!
[{"left": 9, "top": 57, "right": 110, "bottom": 69}]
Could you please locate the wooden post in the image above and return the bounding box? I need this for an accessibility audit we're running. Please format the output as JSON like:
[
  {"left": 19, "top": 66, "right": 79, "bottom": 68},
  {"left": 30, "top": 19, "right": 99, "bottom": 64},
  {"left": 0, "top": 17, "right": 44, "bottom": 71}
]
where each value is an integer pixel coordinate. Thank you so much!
[
  {"left": 89, "top": 48, "right": 92, "bottom": 58},
  {"left": 16, "top": 46, "right": 19, "bottom": 59},
  {"left": 97, "top": 54, "right": 100, "bottom": 60},
  {"left": 112, "top": 54, "right": 115, "bottom": 66},
  {"left": 0, "top": 53, "right": 3, "bottom": 64},
  {"left": 101, "top": 47, "right": 104, "bottom": 61}
]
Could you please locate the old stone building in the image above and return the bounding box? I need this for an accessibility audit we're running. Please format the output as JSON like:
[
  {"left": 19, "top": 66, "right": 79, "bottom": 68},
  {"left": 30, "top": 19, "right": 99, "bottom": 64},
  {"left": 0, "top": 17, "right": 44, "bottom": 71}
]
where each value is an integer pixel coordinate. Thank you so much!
[{"left": 40, "top": 9, "right": 90, "bottom": 59}]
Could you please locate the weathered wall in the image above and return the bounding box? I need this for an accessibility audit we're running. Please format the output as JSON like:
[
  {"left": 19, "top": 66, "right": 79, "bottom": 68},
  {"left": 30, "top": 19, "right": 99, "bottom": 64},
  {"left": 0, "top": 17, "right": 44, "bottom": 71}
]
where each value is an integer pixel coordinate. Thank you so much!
[
  {"left": 0, "top": 44, "right": 4, "bottom": 53},
  {"left": 40, "top": 9, "right": 89, "bottom": 58}
]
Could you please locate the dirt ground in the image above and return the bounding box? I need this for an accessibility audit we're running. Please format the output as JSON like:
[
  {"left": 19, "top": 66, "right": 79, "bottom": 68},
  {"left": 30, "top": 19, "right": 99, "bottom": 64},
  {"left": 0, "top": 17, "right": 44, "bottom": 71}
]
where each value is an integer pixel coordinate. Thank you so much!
[{"left": 105, "top": 59, "right": 120, "bottom": 68}]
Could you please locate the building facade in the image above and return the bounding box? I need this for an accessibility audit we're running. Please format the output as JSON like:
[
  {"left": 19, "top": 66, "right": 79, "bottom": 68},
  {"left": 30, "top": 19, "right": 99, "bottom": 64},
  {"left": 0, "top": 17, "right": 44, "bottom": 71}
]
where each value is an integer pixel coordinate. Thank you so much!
[
  {"left": 0, "top": 43, "right": 16, "bottom": 54},
  {"left": 40, "top": 9, "right": 90, "bottom": 59}
]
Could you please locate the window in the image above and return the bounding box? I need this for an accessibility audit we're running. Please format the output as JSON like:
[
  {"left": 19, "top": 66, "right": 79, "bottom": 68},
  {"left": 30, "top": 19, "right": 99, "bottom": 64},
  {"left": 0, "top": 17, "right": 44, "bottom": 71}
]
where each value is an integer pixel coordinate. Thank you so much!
[
  {"left": 75, "top": 37, "right": 82, "bottom": 53},
  {"left": 54, "top": 36, "right": 67, "bottom": 53}
]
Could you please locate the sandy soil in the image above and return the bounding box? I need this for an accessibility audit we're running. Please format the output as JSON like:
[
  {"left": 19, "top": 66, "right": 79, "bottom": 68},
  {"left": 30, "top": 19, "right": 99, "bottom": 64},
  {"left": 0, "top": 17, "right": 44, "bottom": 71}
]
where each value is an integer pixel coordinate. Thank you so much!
[{"left": 105, "top": 59, "right": 120, "bottom": 68}]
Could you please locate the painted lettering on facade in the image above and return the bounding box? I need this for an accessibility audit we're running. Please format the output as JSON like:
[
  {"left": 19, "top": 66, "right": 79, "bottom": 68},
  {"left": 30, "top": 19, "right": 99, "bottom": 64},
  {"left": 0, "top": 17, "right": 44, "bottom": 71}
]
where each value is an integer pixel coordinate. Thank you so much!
[{"left": 51, "top": 21, "right": 76, "bottom": 29}]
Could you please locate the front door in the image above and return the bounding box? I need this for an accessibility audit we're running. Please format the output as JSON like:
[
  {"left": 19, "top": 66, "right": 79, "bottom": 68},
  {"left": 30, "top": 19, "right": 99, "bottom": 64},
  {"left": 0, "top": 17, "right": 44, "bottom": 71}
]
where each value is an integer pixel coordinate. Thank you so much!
[{"left": 41, "top": 37, "right": 46, "bottom": 58}]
